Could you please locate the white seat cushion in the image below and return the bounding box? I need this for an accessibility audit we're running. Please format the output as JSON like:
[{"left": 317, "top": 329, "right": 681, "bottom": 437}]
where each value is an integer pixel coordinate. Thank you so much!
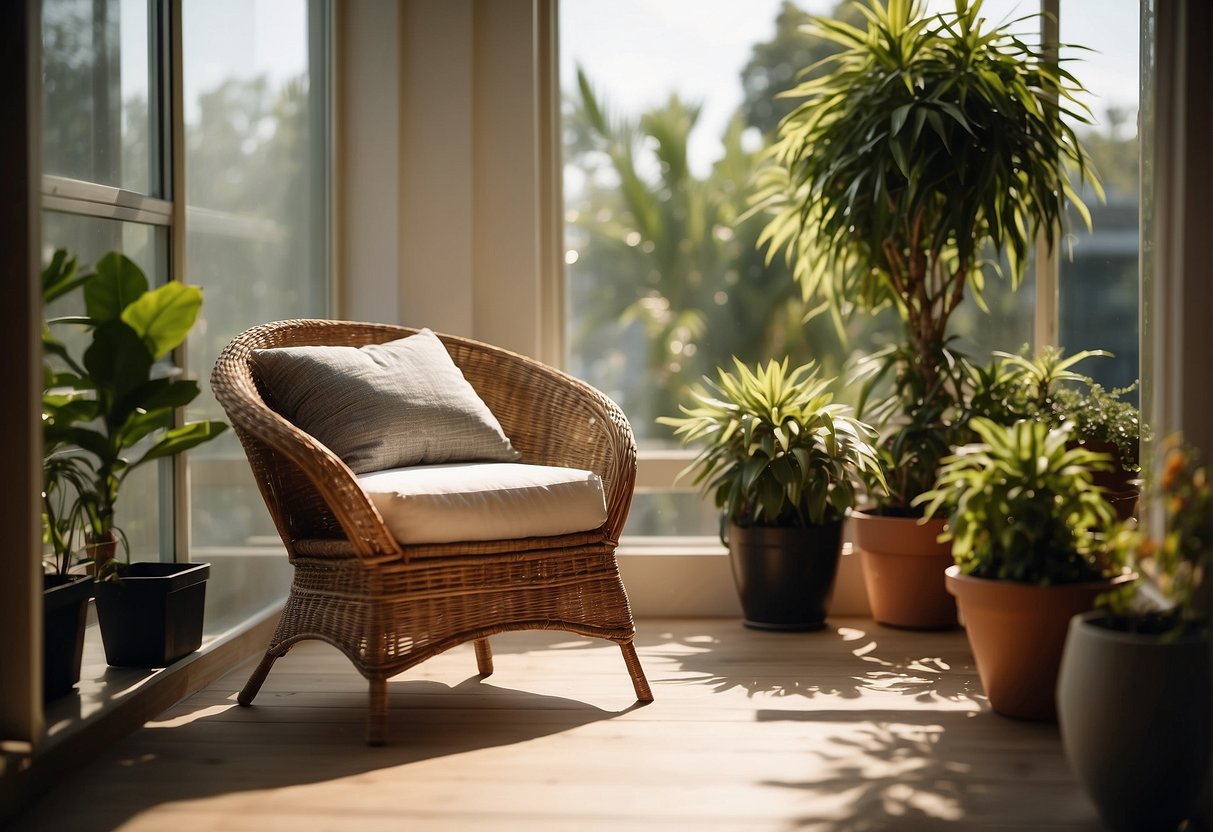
[{"left": 357, "top": 462, "right": 608, "bottom": 545}]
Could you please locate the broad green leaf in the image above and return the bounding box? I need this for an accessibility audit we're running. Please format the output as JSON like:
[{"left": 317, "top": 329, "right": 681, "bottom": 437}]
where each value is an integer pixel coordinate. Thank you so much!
[
  {"left": 83, "top": 321, "right": 154, "bottom": 419},
  {"left": 42, "top": 249, "right": 94, "bottom": 304},
  {"left": 86, "top": 252, "right": 148, "bottom": 322},
  {"left": 121, "top": 282, "right": 204, "bottom": 360},
  {"left": 123, "top": 378, "right": 202, "bottom": 413},
  {"left": 133, "top": 421, "right": 229, "bottom": 468},
  {"left": 118, "top": 407, "right": 176, "bottom": 449}
]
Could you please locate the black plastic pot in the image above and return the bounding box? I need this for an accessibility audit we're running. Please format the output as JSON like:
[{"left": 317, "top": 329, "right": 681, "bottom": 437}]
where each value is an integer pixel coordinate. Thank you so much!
[
  {"left": 94, "top": 562, "right": 209, "bottom": 667},
  {"left": 727, "top": 521, "right": 843, "bottom": 631},
  {"left": 43, "top": 574, "right": 94, "bottom": 700}
]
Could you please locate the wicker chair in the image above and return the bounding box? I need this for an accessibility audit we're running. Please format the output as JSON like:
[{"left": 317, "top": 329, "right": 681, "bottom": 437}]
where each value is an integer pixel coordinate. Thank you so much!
[{"left": 211, "top": 319, "right": 652, "bottom": 744}]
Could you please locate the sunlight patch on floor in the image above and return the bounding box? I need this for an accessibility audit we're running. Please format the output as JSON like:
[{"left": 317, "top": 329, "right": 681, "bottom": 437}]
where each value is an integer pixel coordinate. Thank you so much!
[{"left": 147, "top": 704, "right": 237, "bottom": 728}]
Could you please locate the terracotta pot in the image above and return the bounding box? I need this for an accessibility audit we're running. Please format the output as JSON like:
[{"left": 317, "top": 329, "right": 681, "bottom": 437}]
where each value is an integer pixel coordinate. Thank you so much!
[
  {"left": 84, "top": 529, "right": 119, "bottom": 576},
  {"left": 727, "top": 521, "right": 842, "bottom": 631},
  {"left": 1058, "top": 611, "right": 1210, "bottom": 832},
  {"left": 945, "top": 566, "right": 1129, "bottom": 720},
  {"left": 851, "top": 509, "right": 956, "bottom": 629}
]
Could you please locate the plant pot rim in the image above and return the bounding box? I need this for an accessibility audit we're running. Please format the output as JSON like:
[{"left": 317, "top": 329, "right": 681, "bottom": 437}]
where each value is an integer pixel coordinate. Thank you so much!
[
  {"left": 43, "top": 572, "right": 95, "bottom": 589},
  {"left": 730, "top": 518, "right": 844, "bottom": 531},
  {"left": 1068, "top": 609, "right": 1209, "bottom": 646},
  {"left": 944, "top": 564, "right": 1133, "bottom": 591},
  {"left": 850, "top": 507, "right": 944, "bottom": 525},
  {"left": 96, "top": 561, "right": 210, "bottom": 592}
]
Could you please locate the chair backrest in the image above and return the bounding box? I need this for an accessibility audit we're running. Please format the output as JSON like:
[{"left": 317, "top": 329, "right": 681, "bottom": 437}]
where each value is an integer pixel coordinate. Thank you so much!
[{"left": 211, "top": 319, "right": 637, "bottom": 559}]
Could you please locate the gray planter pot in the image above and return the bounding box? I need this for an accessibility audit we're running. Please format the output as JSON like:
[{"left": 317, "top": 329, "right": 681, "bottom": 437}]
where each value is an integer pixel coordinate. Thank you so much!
[{"left": 1057, "top": 610, "right": 1210, "bottom": 831}]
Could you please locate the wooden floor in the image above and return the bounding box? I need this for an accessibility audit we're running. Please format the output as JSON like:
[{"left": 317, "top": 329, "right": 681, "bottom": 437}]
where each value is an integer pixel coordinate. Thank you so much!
[{"left": 12, "top": 618, "right": 1105, "bottom": 831}]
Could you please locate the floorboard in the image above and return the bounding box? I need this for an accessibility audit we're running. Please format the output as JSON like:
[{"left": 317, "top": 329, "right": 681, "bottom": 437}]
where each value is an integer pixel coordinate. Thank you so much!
[{"left": 10, "top": 618, "right": 1106, "bottom": 831}]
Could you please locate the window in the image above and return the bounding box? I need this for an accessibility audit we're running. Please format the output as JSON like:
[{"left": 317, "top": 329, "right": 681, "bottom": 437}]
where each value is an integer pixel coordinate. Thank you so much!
[
  {"left": 40, "top": 0, "right": 331, "bottom": 629},
  {"left": 182, "top": 0, "right": 330, "bottom": 625},
  {"left": 42, "top": 0, "right": 174, "bottom": 559},
  {"left": 1058, "top": 1, "right": 1140, "bottom": 396},
  {"left": 561, "top": 0, "right": 1141, "bottom": 542}
]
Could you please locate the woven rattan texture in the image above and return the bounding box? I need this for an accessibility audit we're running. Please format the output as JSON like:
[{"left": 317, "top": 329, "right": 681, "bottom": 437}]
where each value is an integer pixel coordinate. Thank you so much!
[{"left": 210, "top": 319, "right": 651, "bottom": 742}]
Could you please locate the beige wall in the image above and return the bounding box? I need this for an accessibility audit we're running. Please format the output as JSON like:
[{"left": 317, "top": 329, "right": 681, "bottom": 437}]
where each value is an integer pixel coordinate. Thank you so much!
[
  {"left": 1146, "top": 0, "right": 1213, "bottom": 460},
  {"left": 336, "top": 0, "right": 403, "bottom": 326},
  {"left": 0, "top": 0, "right": 45, "bottom": 745},
  {"left": 337, "top": 0, "right": 561, "bottom": 363}
]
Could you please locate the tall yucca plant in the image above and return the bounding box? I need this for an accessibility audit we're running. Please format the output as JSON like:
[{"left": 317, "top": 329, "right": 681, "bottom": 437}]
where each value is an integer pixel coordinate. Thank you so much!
[
  {"left": 754, "top": 0, "right": 1100, "bottom": 508},
  {"left": 659, "top": 359, "right": 886, "bottom": 527}
]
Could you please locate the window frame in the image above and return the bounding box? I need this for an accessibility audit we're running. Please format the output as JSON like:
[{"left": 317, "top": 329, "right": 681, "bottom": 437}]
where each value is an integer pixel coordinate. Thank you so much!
[{"left": 40, "top": 0, "right": 184, "bottom": 562}]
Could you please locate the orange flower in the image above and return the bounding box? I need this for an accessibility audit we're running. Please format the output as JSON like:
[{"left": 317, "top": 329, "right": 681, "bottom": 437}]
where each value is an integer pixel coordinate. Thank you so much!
[{"left": 1162, "top": 448, "right": 1186, "bottom": 492}]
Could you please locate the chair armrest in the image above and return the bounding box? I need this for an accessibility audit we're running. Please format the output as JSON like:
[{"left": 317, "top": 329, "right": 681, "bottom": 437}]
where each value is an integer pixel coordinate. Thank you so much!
[
  {"left": 441, "top": 336, "right": 638, "bottom": 542},
  {"left": 212, "top": 325, "right": 408, "bottom": 567}
]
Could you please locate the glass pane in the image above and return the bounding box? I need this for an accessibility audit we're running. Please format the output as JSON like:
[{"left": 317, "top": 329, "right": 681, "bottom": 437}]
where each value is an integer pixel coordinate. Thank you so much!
[
  {"left": 42, "top": 0, "right": 159, "bottom": 195},
  {"left": 41, "top": 213, "right": 169, "bottom": 561},
  {"left": 564, "top": 0, "right": 819, "bottom": 445},
  {"left": 622, "top": 492, "right": 722, "bottom": 539},
  {"left": 1060, "top": 1, "right": 1141, "bottom": 398},
  {"left": 182, "top": 0, "right": 329, "bottom": 627}
]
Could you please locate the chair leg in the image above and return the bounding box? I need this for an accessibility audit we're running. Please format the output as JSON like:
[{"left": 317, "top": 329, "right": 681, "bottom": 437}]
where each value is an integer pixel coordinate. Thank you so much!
[
  {"left": 619, "top": 641, "right": 653, "bottom": 702},
  {"left": 367, "top": 677, "right": 388, "bottom": 746},
  {"left": 474, "top": 637, "right": 494, "bottom": 676},
  {"left": 238, "top": 651, "right": 279, "bottom": 706}
]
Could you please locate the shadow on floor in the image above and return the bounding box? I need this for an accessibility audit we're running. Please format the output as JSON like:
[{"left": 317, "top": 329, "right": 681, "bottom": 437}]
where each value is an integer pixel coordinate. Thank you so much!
[
  {"left": 756, "top": 708, "right": 1103, "bottom": 832},
  {"left": 484, "top": 618, "right": 985, "bottom": 706},
  {"left": 11, "top": 674, "right": 639, "bottom": 832},
  {"left": 643, "top": 621, "right": 982, "bottom": 705}
]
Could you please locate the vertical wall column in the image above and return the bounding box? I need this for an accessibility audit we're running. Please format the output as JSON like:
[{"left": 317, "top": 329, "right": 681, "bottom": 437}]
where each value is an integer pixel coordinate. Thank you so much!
[
  {"left": 0, "top": 0, "right": 45, "bottom": 744},
  {"left": 336, "top": 0, "right": 404, "bottom": 323},
  {"left": 1146, "top": 0, "right": 1213, "bottom": 457},
  {"left": 470, "top": 0, "right": 546, "bottom": 359},
  {"left": 1145, "top": 9, "right": 1213, "bottom": 824},
  {"left": 396, "top": 0, "right": 476, "bottom": 336},
  {"left": 337, "top": 0, "right": 561, "bottom": 362}
]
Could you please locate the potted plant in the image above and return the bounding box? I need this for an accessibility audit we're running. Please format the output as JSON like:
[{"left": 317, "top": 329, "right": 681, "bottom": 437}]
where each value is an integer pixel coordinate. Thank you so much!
[
  {"left": 1057, "top": 435, "right": 1209, "bottom": 832},
  {"left": 753, "top": 0, "right": 1100, "bottom": 628},
  {"left": 969, "top": 347, "right": 1142, "bottom": 515},
  {"left": 40, "top": 441, "right": 95, "bottom": 700},
  {"left": 660, "top": 358, "right": 885, "bottom": 629},
  {"left": 39, "top": 250, "right": 100, "bottom": 698},
  {"left": 42, "top": 249, "right": 227, "bottom": 667},
  {"left": 917, "top": 417, "right": 1128, "bottom": 720}
]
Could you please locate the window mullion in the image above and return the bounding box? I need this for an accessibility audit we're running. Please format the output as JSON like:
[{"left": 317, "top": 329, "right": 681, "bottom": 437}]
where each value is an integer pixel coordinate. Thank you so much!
[
  {"left": 168, "top": 0, "right": 189, "bottom": 563},
  {"left": 1034, "top": 0, "right": 1062, "bottom": 351}
]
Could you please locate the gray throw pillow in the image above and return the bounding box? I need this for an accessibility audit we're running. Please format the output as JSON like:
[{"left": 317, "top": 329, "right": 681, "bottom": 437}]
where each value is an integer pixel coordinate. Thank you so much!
[{"left": 253, "top": 329, "right": 520, "bottom": 473}]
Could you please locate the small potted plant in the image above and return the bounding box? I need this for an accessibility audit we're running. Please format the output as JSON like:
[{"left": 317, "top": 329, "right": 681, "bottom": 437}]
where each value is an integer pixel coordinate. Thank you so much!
[
  {"left": 42, "top": 250, "right": 227, "bottom": 667},
  {"left": 40, "top": 250, "right": 100, "bottom": 698},
  {"left": 1057, "top": 435, "right": 1209, "bottom": 832},
  {"left": 917, "top": 417, "right": 1128, "bottom": 720},
  {"left": 970, "top": 347, "right": 1142, "bottom": 515},
  {"left": 39, "top": 447, "right": 95, "bottom": 699},
  {"left": 660, "top": 358, "right": 885, "bottom": 630},
  {"left": 752, "top": 0, "right": 1100, "bottom": 629}
]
